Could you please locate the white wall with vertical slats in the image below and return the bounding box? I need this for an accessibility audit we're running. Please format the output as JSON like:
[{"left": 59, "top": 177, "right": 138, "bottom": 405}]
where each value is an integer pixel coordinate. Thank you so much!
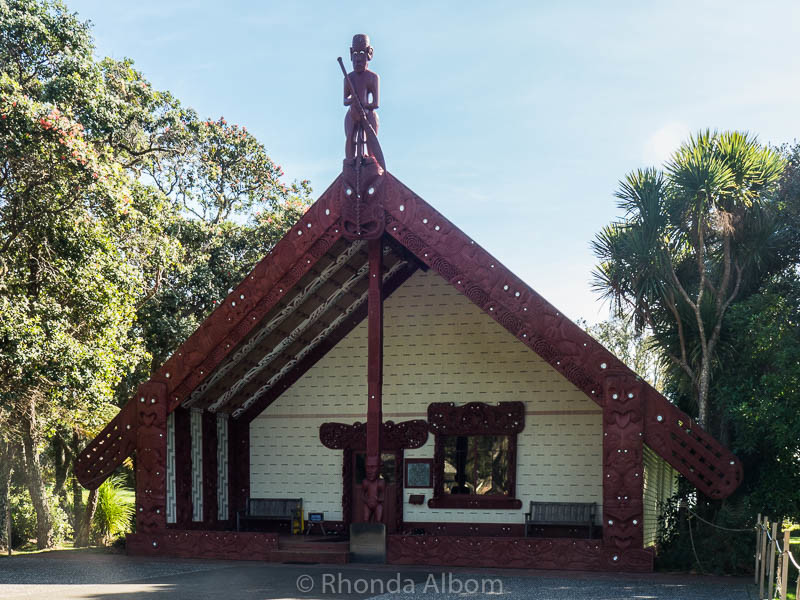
[
  {"left": 643, "top": 444, "right": 678, "bottom": 546},
  {"left": 249, "top": 269, "right": 603, "bottom": 524}
]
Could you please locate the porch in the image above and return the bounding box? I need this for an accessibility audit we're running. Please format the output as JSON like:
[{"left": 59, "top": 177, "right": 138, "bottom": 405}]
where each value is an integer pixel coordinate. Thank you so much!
[{"left": 125, "top": 529, "right": 651, "bottom": 571}]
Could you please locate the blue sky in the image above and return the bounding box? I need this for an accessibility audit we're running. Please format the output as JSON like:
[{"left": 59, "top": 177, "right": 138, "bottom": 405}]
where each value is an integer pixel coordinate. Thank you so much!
[{"left": 69, "top": 1, "right": 800, "bottom": 324}]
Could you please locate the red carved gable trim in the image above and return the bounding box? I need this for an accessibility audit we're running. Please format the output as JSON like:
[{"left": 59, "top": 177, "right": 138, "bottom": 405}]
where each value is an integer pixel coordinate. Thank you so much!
[{"left": 380, "top": 174, "right": 742, "bottom": 499}]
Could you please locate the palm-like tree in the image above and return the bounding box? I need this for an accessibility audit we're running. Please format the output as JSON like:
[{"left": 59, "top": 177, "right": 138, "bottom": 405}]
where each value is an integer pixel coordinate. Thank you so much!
[{"left": 592, "top": 131, "right": 785, "bottom": 427}]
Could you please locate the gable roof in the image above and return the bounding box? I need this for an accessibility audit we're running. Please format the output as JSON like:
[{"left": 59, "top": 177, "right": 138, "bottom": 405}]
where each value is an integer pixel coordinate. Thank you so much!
[{"left": 76, "top": 173, "right": 743, "bottom": 499}]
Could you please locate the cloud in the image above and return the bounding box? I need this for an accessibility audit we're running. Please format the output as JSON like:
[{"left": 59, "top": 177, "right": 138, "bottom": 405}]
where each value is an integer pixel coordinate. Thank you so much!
[{"left": 643, "top": 121, "right": 690, "bottom": 166}]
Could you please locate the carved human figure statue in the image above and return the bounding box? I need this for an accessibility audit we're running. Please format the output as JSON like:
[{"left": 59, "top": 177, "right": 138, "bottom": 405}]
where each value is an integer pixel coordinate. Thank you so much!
[
  {"left": 344, "top": 34, "right": 380, "bottom": 162},
  {"left": 361, "top": 455, "right": 385, "bottom": 523}
]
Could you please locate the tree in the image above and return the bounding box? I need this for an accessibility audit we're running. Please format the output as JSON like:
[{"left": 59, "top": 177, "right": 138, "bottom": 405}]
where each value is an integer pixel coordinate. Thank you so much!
[
  {"left": 0, "top": 71, "right": 169, "bottom": 548},
  {"left": 0, "top": 0, "right": 311, "bottom": 549},
  {"left": 578, "top": 317, "right": 663, "bottom": 391},
  {"left": 592, "top": 131, "right": 786, "bottom": 428}
]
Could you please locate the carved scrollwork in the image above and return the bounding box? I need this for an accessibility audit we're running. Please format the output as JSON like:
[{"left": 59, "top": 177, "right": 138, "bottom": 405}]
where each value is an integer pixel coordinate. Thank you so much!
[
  {"left": 319, "top": 419, "right": 429, "bottom": 450},
  {"left": 427, "top": 402, "right": 525, "bottom": 436}
]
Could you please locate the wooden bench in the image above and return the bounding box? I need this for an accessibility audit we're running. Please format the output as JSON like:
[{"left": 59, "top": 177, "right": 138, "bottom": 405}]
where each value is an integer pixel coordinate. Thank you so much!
[
  {"left": 524, "top": 501, "right": 596, "bottom": 538},
  {"left": 236, "top": 498, "right": 302, "bottom": 532}
]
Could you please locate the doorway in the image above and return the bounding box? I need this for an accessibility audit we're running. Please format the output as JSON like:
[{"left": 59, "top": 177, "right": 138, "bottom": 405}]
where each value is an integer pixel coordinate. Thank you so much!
[{"left": 351, "top": 451, "right": 400, "bottom": 533}]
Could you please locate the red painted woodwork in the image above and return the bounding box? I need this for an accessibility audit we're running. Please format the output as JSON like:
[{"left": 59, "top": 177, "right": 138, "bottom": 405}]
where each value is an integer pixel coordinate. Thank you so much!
[
  {"left": 642, "top": 388, "right": 741, "bottom": 498},
  {"left": 427, "top": 401, "right": 525, "bottom": 435},
  {"left": 320, "top": 420, "right": 422, "bottom": 534},
  {"left": 172, "top": 407, "right": 192, "bottom": 528},
  {"left": 427, "top": 402, "right": 523, "bottom": 510},
  {"left": 74, "top": 163, "right": 743, "bottom": 571},
  {"left": 74, "top": 400, "right": 137, "bottom": 490},
  {"left": 160, "top": 184, "right": 343, "bottom": 413},
  {"left": 351, "top": 451, "right": 400, "bottom": 532},
  {"left": 387, "top": 535, "right": 653, "bottom": 572},
  {"left": 79, "top": 170, "right": 742, "bottom": 501},
  {"left": 319, "top": 419, "right": 428, "bottom": 451},
  {"left": 341, "top": 158, "right": 385, "bottom": 240},
  {"left": 602, "top": 375, "right": 644, "bottom": 552},
  {"left": 134, "top": 382, "right": 168, "bottom": 533},
  {"left": 127, "top": 530, "right": 278, "bottom": 560},
  {"left": 202, "top": 411, "right": 218, "bottom": 525},
  {"left": 380, "top": 173, "right": 742, "bottom": 499},
  {"left": 363, "top": 238, "right": 384, "bottom": 522},
  {"left": 229, "top": 418, "right": 250, "bottom": 521}
]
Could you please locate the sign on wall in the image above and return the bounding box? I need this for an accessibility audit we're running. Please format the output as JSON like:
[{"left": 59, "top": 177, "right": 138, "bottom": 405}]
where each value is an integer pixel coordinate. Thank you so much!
[{"left": 405, "top": 458, "right": 433, "bottom": 488}]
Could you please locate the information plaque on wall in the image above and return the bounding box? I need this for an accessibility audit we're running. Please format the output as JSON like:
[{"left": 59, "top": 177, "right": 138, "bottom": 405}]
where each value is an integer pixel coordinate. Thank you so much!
[{"left": 405, "top": 458, "right": 433, "bottom": 488}]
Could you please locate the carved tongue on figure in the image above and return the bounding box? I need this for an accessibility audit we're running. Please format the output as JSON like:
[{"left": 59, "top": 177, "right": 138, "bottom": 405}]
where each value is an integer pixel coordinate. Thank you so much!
[{"left": 339, "top": 34, "right": 385, "bottom": 241}]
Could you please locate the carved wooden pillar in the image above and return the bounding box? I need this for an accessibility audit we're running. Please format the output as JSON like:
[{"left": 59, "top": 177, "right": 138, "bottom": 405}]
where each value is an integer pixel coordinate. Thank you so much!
[
  {"left": 602, "top": 375, "right": 645, "bottom": 565},
  {"left": 229, "top": 417, "right": 250, "bottom": 522},
  {"left": 173, "top": 406, "right": 192, "bottom": 528},
  {"left": 364, "top": 238, "right": 384, "bottom": 521},
  {"left": 135, "top": 381, "right": 167, "bottom": 533},
  {"left": 202, "top": 411, "right": 218, "bottom": 527}
]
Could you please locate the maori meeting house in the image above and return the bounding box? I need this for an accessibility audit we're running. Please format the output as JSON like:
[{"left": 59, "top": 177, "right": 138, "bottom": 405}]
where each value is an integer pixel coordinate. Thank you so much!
[{"left": 75, "top": 35, "right": 742, "bottom": 572}]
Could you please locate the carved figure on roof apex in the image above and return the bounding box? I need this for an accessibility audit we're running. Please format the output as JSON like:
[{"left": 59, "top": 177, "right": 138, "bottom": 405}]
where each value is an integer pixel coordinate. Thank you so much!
[
  {"left": 338, "top": 34, "right": 386, "bottom": 241},
  {"left": 343, "top": 34, "right": 381, "bottom": 165}
]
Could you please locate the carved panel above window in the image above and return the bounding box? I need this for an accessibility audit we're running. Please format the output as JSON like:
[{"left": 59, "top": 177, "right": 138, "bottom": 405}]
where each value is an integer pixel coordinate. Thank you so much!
[{"left": 427, "top": 401, "right": 525, "bottom": 436}]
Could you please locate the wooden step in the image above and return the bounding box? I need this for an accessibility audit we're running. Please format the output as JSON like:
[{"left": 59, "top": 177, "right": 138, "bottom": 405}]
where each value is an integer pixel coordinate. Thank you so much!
[
  {"left": 269, "top": 548, "right": 349, "bottom": 564},
  {"left": 279, "top": 540, "right": 350, "bottom": 551}
]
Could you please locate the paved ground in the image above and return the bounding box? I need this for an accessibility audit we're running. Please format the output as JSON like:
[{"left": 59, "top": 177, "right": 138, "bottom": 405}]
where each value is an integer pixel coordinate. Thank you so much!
[{"left": 0, "top": 550, "right": 757, "bottom": 599}]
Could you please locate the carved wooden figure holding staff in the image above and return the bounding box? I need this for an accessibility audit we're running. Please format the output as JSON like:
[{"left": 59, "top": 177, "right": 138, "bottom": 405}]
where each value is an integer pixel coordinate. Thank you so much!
[{"left": 344, "top": 34, "right": 379, "bottom": 162}]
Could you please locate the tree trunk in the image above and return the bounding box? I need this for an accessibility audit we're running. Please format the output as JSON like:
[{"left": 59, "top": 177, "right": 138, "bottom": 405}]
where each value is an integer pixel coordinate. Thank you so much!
[
  {"left": 70, "top": 431, "right": 82, "bottom": 531},
  {"left": 53, "top": 434, "right": 69, "bottom": 509},
  {"left": 20, "top": 401, "right": 54, "bottom": 549},
  {"left": 697, "top": 356, "right": 711, "bottom": 427},
  {"left": 74, "top": 487, "right": 97, "bottom": 547},
  {"left": 0, "top": 437, "right": 14, "bottom": 553}
]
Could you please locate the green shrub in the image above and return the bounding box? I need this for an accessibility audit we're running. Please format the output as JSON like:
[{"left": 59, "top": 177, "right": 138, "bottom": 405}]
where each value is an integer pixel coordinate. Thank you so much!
[
  {"left": 655, "top": 490, "right": 756, "bottom": 574},
  {"left": 9, "top": 489, "right": 36, "bottom": 548},
  {"left": 8, "top": 486, "right": 71, "bottom": 549},
  {"left": 92, "top": 475, "right": 134, "bottom": 545}
]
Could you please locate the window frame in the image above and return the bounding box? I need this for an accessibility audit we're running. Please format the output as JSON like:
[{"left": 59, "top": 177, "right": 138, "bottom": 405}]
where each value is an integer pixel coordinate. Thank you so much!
[{"left": 427, "top": 401, "right": 525, "bottom": 510}]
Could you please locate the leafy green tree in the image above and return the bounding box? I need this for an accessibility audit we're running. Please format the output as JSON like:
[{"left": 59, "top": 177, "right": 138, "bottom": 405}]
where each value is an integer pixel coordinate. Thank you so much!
[
  {"left": 0, "top": 0, "right": 310, "bottom": 549},
  {"left": 0, "top": 73, "right": 169, "bottom": 548},
  {"left": 714, "top": 269, "right": 800, "bottom": 519},
  {"left": 579, "top": 317, "right": 663, "bottom": 391},
  {"left": 592, "top": 131, "right": 786, "bottom": 428}
]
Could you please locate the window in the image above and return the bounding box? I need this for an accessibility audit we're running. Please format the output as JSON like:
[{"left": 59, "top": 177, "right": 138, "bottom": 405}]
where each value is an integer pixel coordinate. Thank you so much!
[
  {"left": 427, "top": 402, "right": 525, "bottom": 510},
  {"left": 442, "top": 435, "right": 510, "bottom": 495}
]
